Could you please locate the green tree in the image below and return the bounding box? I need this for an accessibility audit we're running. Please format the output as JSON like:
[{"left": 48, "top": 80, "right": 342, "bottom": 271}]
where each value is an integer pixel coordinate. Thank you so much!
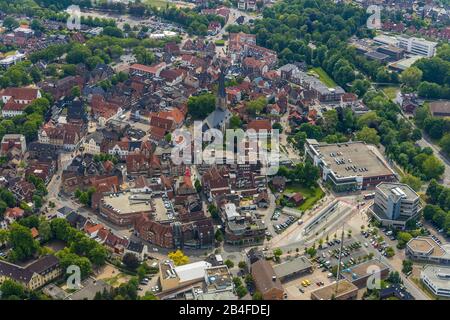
[
  {"left": 236, "top": 285, "right": 248, "bottom": 298},
  {"left": 132, "top": 46, "right": 155, "bottom": 65},
  {"left": 78, "top": 192, "right": 89, "bottom": 205},
  {"left": 440, "top": 133, "right": 450, "bottom": 156},
  {"left": 66, "top": 44, "right": 92, "bottom": 64},
  {"left": 252, "top": 291, "right": 263, "bottom": 300},
  {"left": 0, "top": 279, "right": 25, "bottom": 299},
  {"left": 224, "top": 259, "right": 234, "bottom": 269},
  {"left": 194, "top": 179, "right": 202, "bottom": 193},
  {"left": 141, "top": 291, "right": 158, "bottom": 300},
  {"left": 71, "top": 86, "right": 81, "bottom": 97},
  {"left": 385, "top": 247, "right": 395, "bottom": 258},
  {"left": 3, "top": 17, "right": 19, "bottom": 31},
  {"left": 400, "top": 67, "right": 423, "bottom": 89},
  {"left": 351, "top": 79, "right": 371, "bottom": 98},
  {"left": 208, "top": 204, "right": 220, "bottom": 220},
  {"left": 229, "top": 115, "right": 243, "bottom": 129},
  {"left": 122, "top": 253, "right": 140, "bottom": 270},
  {"left": 246, "top": 97, "right": 267, "bottom": 116},
  {"left": 402, "top": 259, "right": 413, "bottom": 274},
  {"left": 50, "top": 218, "right": 72, "bottom": 241},
  {"left": 355, "top": 126, "right": 380, "bottom": 145},
  {"left": 397, "top": 232, "right": 413, "bottom": 249},
  {"left": 422, "top": 156, "right": 445, "bottom": 180},
  {"left": 400, "top": 174, "right": 422, "bottom": 192},
  {"left": 215, "top": 229, "right": 224, "bottom": 243},
  {"left": 187, "top": 93, "right": 215, "bottom": 119},
  {"left": 9, "top": 223, "right": 39, "bottom": 261},
  {"left": 38, "top": 220, "right": 52, "bottom": 243},
  {"left": 88, "top": 245, "right": 108, "bottom": 266},
  {"left": 32, "top": 195, "right": 43, "bottom": 209},
  {"left": 272, "top": 122, "right": 283, "bottom": 133}
]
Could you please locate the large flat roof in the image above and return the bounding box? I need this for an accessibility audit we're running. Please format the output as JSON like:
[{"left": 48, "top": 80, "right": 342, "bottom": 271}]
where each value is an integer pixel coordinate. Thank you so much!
[
  {"left": 341, "top": 259, "right": 389, "bottom": 282},
  {"left": 310, "top": 279, "right": 358, "bottom": 300},
  {"left": 389, "top": 56, "right": 422, "bottom": 71},
  {"left": 273, "top": 256, "right": 312, "bottom": 278},
  {"left": 407, "top": 237, "right": 447, "bottom": 257},
  {"left": 313, "top": 141, "right": 395, "bottom": 179},
  {"left": 102, "top": 191, "right": 152, "bottom": 215},
  {"left": 376, "top": 182, "right": 419, "bottom": 201},
  {"left": 175, "top": 261, "right": 212, "bottom": 283},
  {"left": 422, "top": 265, "right": 450, "bottom": 291}
]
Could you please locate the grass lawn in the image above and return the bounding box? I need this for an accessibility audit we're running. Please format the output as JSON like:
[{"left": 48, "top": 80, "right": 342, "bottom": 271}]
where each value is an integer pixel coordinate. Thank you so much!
[
  {"left": 284, "top": 183, "right": 325, "bottom": 212},
  {"left": 145, "top": 0, "right": 170, "bottom": 8},
  {"left": 381, "top": 86, "right": 400, "bottom": 101},
  {"left": 309, "top": 67, "right": 337, "bottom": 88}
]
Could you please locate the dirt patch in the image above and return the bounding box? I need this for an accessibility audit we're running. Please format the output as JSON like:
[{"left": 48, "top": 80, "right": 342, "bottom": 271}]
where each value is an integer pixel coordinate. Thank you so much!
[{"left": 95, "top": 264, "right": 131, "bottom": 287}]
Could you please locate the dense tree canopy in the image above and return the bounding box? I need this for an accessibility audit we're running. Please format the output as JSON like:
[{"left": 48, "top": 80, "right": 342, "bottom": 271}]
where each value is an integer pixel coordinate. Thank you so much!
[{"left": 187, "top": 93, "right": 216, "bottom": 120}]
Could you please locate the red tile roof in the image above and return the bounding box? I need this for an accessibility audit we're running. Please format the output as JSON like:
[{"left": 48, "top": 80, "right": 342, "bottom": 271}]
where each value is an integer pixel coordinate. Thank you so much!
[
  {"left": 1, "top": 87, "right": 39, "bottom": 101},
  {"left": 247, "top": 119, "right": 272, "bottom": 132}
]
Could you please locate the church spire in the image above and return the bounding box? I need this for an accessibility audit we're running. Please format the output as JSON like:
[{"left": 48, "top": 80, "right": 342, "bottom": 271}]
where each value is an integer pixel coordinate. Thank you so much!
[{"left": 216, "top": 66, "right": 227, "bottom": 111}]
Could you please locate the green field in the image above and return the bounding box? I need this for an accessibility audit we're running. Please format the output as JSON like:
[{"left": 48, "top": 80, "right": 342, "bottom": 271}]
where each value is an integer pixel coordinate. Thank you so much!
[
  {"left": 309, "top": 67, "right": 337, "bottom": 88},
  {"left": 215, "top": 40, "right": 225, "bottom": 46},
  {"left": 284, "top": 183, "right": 325, "bottom": 212},
  {"left": 145, "top": 0, "right": 169, "bottom": 8},
  {"left": 145, "top": 0, "right": 193, "bottom": 8}
]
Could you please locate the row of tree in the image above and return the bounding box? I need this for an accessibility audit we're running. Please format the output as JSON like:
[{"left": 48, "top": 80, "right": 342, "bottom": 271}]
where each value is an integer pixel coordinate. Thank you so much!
[
  {"left": 424, "top": 180, "right": 450, "bottom": 237},
  {"left": 412, "top": 44, "right": 450, "bottom": 99},
  {"left": 414, "top": 105, "right": 450, "bottom": 156},
  {"left": 362, "top": 91, "right": 445, "bottom": 181}
]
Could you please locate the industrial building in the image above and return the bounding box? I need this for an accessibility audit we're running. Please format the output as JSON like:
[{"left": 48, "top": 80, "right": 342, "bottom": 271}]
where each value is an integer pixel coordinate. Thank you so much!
[{"left": 305, "top": 140, "right": 397, "bottom": 192}]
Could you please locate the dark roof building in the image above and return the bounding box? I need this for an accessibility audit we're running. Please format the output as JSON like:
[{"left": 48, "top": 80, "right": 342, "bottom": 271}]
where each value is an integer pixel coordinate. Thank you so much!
[
  {"left": 0, "top": 255, "right": 62, "bottom": 290},
  {"left": 251, "top": 259, "right": 284, "bottom": 300}
]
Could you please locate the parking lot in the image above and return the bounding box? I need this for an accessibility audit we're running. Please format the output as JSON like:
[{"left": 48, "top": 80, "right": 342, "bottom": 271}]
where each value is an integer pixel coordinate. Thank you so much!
[
  {"left": 271, "top": 210, "right": 298, "bottom": 234},
  {"left": 312, "top": 237, "right": 375, "bottom": 275},
  {"left": 153, "top": 195, "right": 174, "bottom": 221},
  {"left": 138, "top": 260, "right": 161, "bottom": 297}
]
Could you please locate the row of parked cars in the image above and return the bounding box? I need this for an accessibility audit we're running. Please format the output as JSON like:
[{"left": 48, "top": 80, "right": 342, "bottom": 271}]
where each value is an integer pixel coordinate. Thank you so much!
[
  {"left": 274, "top": 215, "right": 296, "bottom": 233},
  {"left": 319, "top": 238, "right": 341, "bottom": 250},
  {"left": 162, "top": 193, "right": 175, "bottom": 219},
  {"left": 326, "top": 242, "right": 362, "bottom": 259},
  {"left": 271, "top": 210, "right": 281, "bottom": 220},
  {"left": 368, "top": 236, "right": 390, "bottom": 256},
  {"left": 431, "top": 234, "right": 442, "bottom": 245},
  {"left": 381, "top": 228, "right": 397, "bottom": 241}
]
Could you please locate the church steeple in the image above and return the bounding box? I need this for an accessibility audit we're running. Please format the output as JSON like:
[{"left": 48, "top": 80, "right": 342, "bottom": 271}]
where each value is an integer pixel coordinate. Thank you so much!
[{"left": 216, "top": 67, "right": 227, "bottom": 111}]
